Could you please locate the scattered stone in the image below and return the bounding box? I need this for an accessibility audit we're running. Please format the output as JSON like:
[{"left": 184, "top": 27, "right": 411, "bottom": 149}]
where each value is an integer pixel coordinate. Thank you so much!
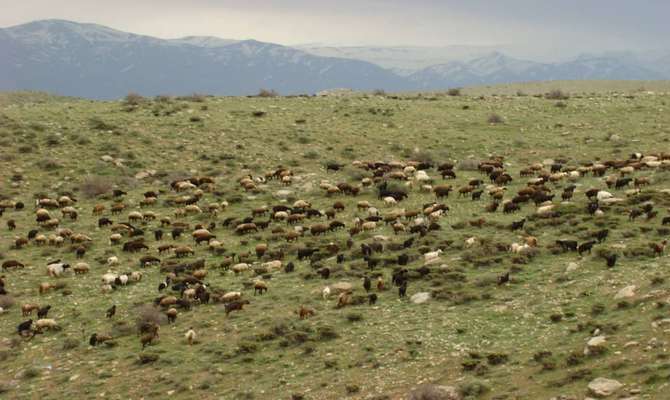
[
  {"left": 407, "top": 384, "right": 461, "bottom": 400},
  {"left": 614, "top": 286, "right": 636, "bottom": 300},
  {"left": 275, "top": 189, "right": 294, "bottom": 198},
  {"left": 651, "top": 318, "right": 670, "bottom": 328},
  {"left": 330, "top": 282, "right": 353, "bottom": 294},
  {"left": 588, "top": 377, "right": 623, "bottom": 397},
  {"left": 566, "top": 262, "right": 580, "bottom": 273},
  {"left": 410, "top": 292, "right": 431, "bottom": 304}
]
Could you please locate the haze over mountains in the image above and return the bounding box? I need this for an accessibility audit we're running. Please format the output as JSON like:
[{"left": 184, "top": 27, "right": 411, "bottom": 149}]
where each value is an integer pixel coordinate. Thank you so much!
[{"left": 1, "top": 19, "right": 669, "bottom": 99}]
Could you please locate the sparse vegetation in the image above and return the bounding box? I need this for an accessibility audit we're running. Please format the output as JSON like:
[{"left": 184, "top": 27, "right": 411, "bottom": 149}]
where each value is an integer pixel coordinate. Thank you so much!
[
  {"left": 487, "top": 113, "right": 504, "bottom": 124},
  {"left": 0, "top": 82, "right": 669, "bottom": 399},
  {"left": 257, "top": 89, "right": 279, "bottom": 98}
]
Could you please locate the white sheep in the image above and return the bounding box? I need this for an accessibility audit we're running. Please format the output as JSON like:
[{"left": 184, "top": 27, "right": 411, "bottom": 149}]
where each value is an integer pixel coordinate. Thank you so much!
[
  {"left": 35, "top": 319, "right": 59, "bottom": 331},
  {"left": 596, "top": 191, "right": 613, "bottom": 201},
  {"left": 128, "top": 211, "right": 143, "bottom": 221},
  {"left": 74, "top": 262, "right": 90, "bottom": 274},
  {"left": 415, "top": 170, "right": 432, "bottom": 182},
  {"left": 383, "top": 196, "right": 397, "bottom": 206},
  {"left": 273, "top": 211, "right": 288, "bottom": 220},
  {"left": 322, "top": 286, "right": 331, "bottom": 300},
  {"left": 403, "top": 166, "right": 416, "bottom": 174},
  {"left": 130, "top": 271, "right": 143, "bottom": 282},
  {"left": 46, "top": 262, "right": 69, "bottom": 277},
  {"left": 424, "top": 249, "right": 443, "bottom": 262},
  {"left": 183, "top": 288, "right": 196, "bottom": 300},
  {"left": 101, "top": 272, "right": 118, "bottom": 285},
  {"left": 107, "top": 256, "right": 119, "bottom": 266},
  {"left": 221, "top": 291, "right": 242, "bottom": 302},
  {"left": 185, "top": 205, "right": 202, "bottom": 214},
  {"left": 117, "top": 274, "right": 129, "bottom": 285},
  {"left": 362, "top": 221, "right": 377, "bottom": 231},
  {"left": 465, "top": 237, "right": 478, "bottom": 248},
  {"left": 429, "top": 210, "right": 443, "bottom": 221},
  {"left": 536, "top": 204, "right": 556, "bottom": 216},
  {"left": 293, "top": 200, "right": 311, "bottom": 209},
  {"left": 185, "top": 328, "right": 197, "bottom": 345},
  {"left": 109, "top": 233, "right": 122, "bottom": 245},
  {"left": 176, "top": 181, "right": 196, "bottom": 191},
  {"left": 261, "top": 260, "right": 282, "bottom": 271},
  {"left": 231, "top": 263, "right": 250, "bottom": 274}
]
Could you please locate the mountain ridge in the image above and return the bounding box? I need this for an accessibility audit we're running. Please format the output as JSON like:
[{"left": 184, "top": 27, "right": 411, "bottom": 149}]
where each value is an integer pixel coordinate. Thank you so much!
[{"left": 1, "top": 19, "right": 669, "bottom": 99}]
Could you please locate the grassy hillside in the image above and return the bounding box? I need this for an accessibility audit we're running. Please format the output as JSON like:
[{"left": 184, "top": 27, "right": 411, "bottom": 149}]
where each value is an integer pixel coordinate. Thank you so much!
[{"left": 0, "top": 83, "right": 670, "bottom": 400}]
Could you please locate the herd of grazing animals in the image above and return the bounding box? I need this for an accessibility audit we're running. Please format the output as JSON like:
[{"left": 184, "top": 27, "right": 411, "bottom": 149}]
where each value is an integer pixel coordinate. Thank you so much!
[{"left": 2, "top": 144, "right": 670, "bottom": 396}]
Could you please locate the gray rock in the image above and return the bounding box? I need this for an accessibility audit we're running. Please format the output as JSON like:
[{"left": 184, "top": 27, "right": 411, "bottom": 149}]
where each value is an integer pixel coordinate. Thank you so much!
[
  {"left": 275, "top": 190, "right": 294, "bottom": 199},
  {"left": 407, "top": 384, "right": 461, "bottom": 400},
  {"left": 566, "top": 262, "right": 580, "bottom": 273},
  {"left": 330, "top": 282, "right": 353, "bottom": 294},
  {"left": 410, "top": 292, "right": 431, "bottom": 304},
  {"left": 588, "top": 377, "right": 623, "bottom": 397},
  {"left": 614, "top": 285, "right": 636, "bottom": 300}
]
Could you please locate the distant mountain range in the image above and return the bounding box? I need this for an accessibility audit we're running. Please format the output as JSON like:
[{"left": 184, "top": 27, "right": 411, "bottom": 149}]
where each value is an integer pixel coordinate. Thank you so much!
[{"left": 1, "top": 20, "right": 669, "bottom": 99}]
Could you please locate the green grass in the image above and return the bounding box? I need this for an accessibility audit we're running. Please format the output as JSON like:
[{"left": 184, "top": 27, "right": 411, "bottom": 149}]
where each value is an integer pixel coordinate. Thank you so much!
[{"left": 0, "top": 82, "right": 670, "bottom": 399}]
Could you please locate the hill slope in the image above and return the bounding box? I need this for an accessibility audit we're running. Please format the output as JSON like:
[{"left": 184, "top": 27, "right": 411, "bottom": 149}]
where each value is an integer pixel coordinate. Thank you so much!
[{"left": 1, "top": 84, "right": 670, "bottom": 399}]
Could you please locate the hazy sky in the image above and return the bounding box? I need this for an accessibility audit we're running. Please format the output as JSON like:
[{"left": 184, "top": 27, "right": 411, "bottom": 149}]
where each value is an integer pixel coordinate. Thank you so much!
[{"left": 1, "top": 0, "right": 668, "bottom": 58}]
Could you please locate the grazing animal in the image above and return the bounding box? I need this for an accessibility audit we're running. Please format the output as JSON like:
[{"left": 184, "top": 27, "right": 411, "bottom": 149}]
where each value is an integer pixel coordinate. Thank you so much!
[
  {"left": 398, "top": 281, "right": 408, "bottom": 298},
  {"left": 35, "top": 319, "right": 59, "bottom": 332},
  {"left": 368, "top": 293, "right": 378, "bottom": 305},
  {"left": 629, "top": 208, "right": 644, "bottom": 221},
  {"left": 17, "top": 319, "right": 33, "bottom": 336},
  {"left": 593, "top": 229, "right": 609, "bottom": 243},
  {"left": 46, "top": 261, "right": 70, "bottom": 277},
  {"left": 2, "top": 260, "right": 25, "bottom": 270},
  {"left": 336, "top": 292, "right": 350, "bottom": 308},
  {"left": 105, "top": 305, "right": 116, "bottom": 319},
  {"left": 185, "top": 327, "right": 197, "bottom": 345},
  {"left": 604, "top": 253, "right": 617, "bottom": 268},
  {"left": 37, "top": 305, "right": 51, "bottom": 319},
  {"left": 651, "top": 240, "right": 667, "bottom": 257},
  {"left": 298, "top": 306, "right": 315, "bottom": 319},
  {"left": 376, "top": 276, "right": 385, "bottom": 291},
  {"left": 21, "top": 304, "right": 39, "bottom": 316},
  {"left": 319, "top": 268, "right": 331, "bottom": 280},
  {"left": 497, "top": 272, "right": 510, "bottom": 285},
  {"left": 510, "top": 218, "right": 526, "bottom": 231},
  {"left": 253, "top": 280, "right": 268, "bottom": 295},
  {"left": 284, "top": 262, "right": 295, "bottom": 273},
  {"left": 363, "top": 276, "right": 371, "bottom": 292},
  {"left": 556, "top": 240, "right": 578, "bottom": 252},
  {"left": 89, "top": 333, "right": 113, "bottom": 346},
  {"left": 225, "top": 300, "right": 250, "bottom": 316},
  {"left": 141, "top": 332, "right": 157, "bottom": 349},
  {"left": 166, "top": 308, "right": 178, "bottom": 323},
  {"left": 578, "top": 241, "right": 596, "bottom": 256}
]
